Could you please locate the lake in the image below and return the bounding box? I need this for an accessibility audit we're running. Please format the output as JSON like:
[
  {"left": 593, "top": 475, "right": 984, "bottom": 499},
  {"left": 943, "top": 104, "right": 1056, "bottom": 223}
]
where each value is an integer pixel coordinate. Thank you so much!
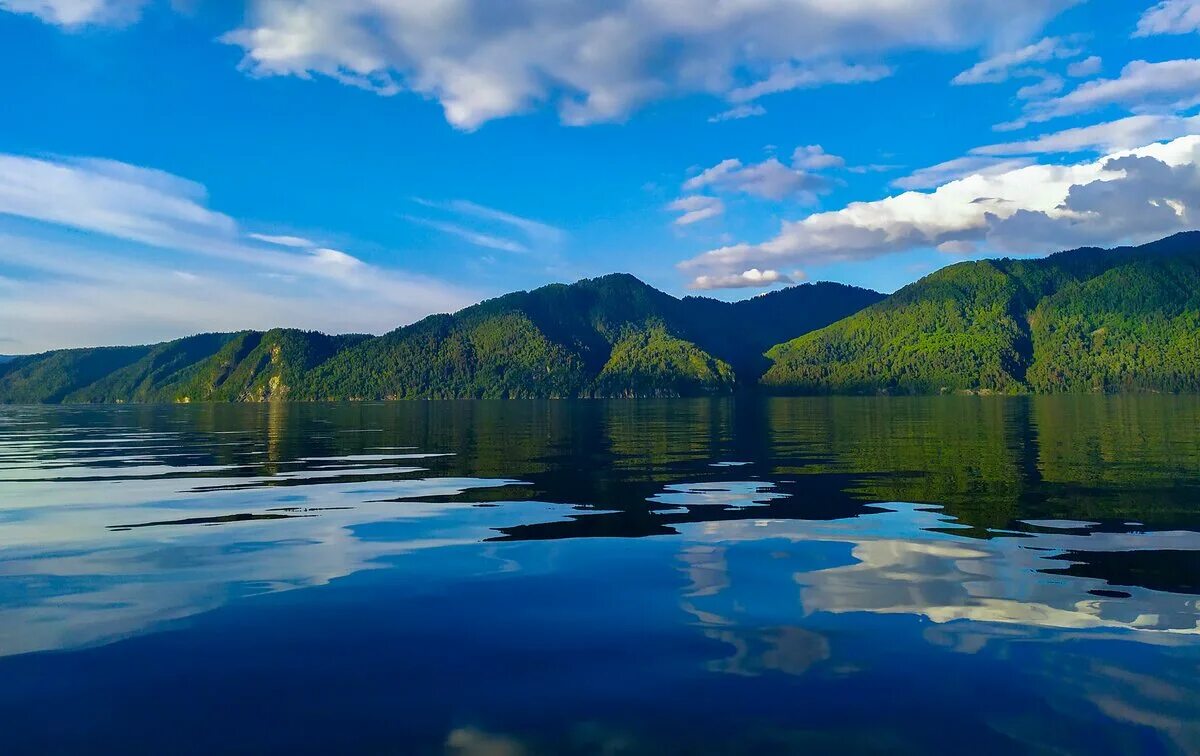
[{"left": 2, "top": 397, "right": 1199, "bottom": 754}]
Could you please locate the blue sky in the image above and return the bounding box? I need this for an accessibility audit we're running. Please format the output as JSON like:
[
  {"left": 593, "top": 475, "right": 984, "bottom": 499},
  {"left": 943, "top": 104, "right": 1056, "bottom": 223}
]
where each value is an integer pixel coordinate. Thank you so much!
[{"left": 1, "top": 0, "right": 1199, "bottom": 351}]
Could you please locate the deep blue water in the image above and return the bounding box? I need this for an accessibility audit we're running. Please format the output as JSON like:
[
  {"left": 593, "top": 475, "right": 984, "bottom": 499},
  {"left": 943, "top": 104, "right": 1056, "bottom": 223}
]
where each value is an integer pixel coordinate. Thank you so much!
[{"left": 1, "top": 398, "right": 1199, "bottom": 754}]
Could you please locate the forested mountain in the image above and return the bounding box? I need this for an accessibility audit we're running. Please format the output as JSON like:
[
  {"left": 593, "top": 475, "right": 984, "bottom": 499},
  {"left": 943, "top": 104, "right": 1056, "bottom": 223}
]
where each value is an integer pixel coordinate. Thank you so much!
[
  {"left": 0, "top": 276, "right": 880, "bottom": 402},
  {"left": 0, "top": 331, "right": 370, "bottom": 404},
  {"left": 7, "top": 231, "right": 1199, "bottom": 403},
  {"left": 763, "top": 232, "right": 1200, "bottom": 394}
]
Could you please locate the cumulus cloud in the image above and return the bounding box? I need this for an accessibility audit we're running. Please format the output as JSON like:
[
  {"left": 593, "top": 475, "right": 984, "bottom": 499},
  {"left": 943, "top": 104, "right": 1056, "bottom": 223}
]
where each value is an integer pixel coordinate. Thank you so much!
[
  {"left": 792, "top": 145, "right": 845, "bottom": 170},
  {"left": 668, "top": 195, "right": 724, "bottom": 226},
  {"left": 681, "top": 154, "right": 840, "bottom": 202},
  {"left": 221, "top": 0, "right": 1077, "bottom": 128},
  {"left": 669, "top": 145, "right": 847, "bottom": 232},
  {"left": 683, "top": 157, "right": 832, "bottom": 201},
  {"left": 952, "top": 37, "right": 1082, "bottom": 85},
  {"left": 688, "top": 268, "right": 793, "bottom": 290},
  {"left": 0, "top": 0, "right": 146, "bottom": 26},
  {"left": 678, "top": 136, "right": 1200, "bottom": 287},
  {"left": 973, "top": 114, "right": 1200, "bottom": 156},
  {"left": 1004, "top": 59, "right": 1200, "bottom": 129},
  {"left": 0, "top": 154, "right": 473, "bottom": 351},
  {"left": 1135, "top": 0, "right": 1200, "bottom": 37}
]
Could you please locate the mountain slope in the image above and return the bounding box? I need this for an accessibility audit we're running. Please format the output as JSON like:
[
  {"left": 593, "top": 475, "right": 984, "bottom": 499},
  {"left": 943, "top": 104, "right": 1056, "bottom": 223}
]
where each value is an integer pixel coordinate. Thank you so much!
[
  {"left": 763, "top": 232, "right": 1200, "bottom": 394},
  {"left": 0, "top": 330, "right": 369, "bottom": 404},
  {"left": 0, "top": 346, "right": 152, "bottom": 403},
  {"left": 290, "top": 274, "right": 881, "bottom": 399},
  {"left": 0, "top": 276, "right": 880, "bottom": 402}
]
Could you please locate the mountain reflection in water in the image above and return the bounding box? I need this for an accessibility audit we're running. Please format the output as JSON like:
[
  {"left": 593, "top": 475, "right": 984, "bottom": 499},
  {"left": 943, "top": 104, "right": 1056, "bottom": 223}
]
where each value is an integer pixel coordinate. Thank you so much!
[{"left": 1, "top": 398, "right": 1199, "bottom": 754}]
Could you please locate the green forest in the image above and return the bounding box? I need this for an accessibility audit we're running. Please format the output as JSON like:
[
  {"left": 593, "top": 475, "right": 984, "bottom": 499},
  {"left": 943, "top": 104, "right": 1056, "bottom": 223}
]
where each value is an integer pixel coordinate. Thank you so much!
[
  {"left": 4, "top": 231, "right": 1200, "bottom": 402},
  {"left": 763, "top": 231, "right": 1200, "bottom": 395},
  {"left": 0, "top": 274, "right": 878, "bottom": 402}
]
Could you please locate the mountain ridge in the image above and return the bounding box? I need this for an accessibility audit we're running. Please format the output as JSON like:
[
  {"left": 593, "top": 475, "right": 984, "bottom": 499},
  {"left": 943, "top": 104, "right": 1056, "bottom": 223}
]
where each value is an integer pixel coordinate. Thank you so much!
[
  {"left": 0, "top": 277, "right": 880, "bottom": 402},
  {"left": 763, "top": 231, "right": 1200, "bottom": 394},
  {"left": 5, "top": 231, "right": 1200, "bottom": 402}
]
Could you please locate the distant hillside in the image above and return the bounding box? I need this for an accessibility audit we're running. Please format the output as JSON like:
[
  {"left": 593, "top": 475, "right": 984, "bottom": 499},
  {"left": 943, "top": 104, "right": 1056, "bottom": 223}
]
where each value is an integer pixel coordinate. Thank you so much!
[
  {"left": 0, "top": 330, "right": 371, "bottom": 404},
  {"left": 0, "top": 276, "right": 880, "bottom": 402},
  {"left": 288, "top": 274, "right": 881, "bottom": 399},
  {"left": 763, "top": 232, "right": 1200, "bottom": 395}
]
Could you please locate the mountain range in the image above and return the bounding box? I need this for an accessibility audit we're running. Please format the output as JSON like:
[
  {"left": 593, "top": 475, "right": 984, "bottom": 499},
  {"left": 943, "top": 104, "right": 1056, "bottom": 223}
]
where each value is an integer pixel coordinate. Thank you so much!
[
  {"left": 3, "top": 231, "right": 1198, "bottom": 402},
  {"left": 0, "top": 276, "right": 879, "bottom": 402}
]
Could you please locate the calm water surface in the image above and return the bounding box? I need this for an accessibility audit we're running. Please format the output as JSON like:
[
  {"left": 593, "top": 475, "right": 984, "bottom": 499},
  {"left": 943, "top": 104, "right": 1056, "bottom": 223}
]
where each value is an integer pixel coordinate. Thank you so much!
[{"left": 2, "top": 398, "right": 1200, "bottom": 754}]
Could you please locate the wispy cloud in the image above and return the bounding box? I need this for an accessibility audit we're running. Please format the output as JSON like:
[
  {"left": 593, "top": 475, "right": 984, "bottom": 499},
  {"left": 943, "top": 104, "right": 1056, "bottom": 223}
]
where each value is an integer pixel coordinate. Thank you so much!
[
  {"left": 413, "top": 198, "right": 565, "bottom": 245},
  {"left": 708, "top": 104, "right": 767, "bottom": 123},
  {"left": 973, "top": 114, "right": 1200, "bottom": 156},
  {"left": 0, "top": 0, "right": 146, "bottom": 27},
  {"left": 247, "top": 232, "right": 317, "bottom": 248},
  {"left": 728, "top": 62, "right": 892, "bottom": 104},
  {"left": 893, "top": 156, "right": 1036, "bottom": 190},
  {"left": 406, "top": 198, "right": 565, "bottom": 256},
  {"left": 1067, "top": 56, "right": 1102, "bottom": 78},
  {"left": 999, "top": 59, "right": 1200, "bottom": 130},
  {"left": 668, "top": 196, "right": 725, "bottom": 226},
  {"left": 0, "top": 153, "right": 473, "bottom": 351},
  {"left": 952, "top": 37, "right": 1082, "bottom": 85},
  {"left": 403, "top": 215, "right": 531, "bottom": 254}
]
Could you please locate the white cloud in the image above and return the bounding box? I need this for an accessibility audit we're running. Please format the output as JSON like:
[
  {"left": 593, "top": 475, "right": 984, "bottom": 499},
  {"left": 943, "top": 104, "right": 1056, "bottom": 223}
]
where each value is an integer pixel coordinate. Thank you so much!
[
  {"left": 0, "top": 154, "right": 473, "bottom": 351},
  {"left": 679, "top": 136, "right": 1200, "bottom": 285},
  {"left": 708, "top": 104, "right": 766, "bottom": 123},
  {"left": 847, "top": 164, "right": 901, "bottom": 174},
  {"left": 0, "top": 234, "right": 473, "bottom": 353},
  {"left": 0, "top": 0, "right": 145, "bottom": 26},
  {"left": 684, "top": 157, "right": 831, "bottom": 201},
  {"left": 403, "top": 215, "right": 530, "bottom": 253},
  {"left": 668, "top": 195, "right": 724, "bottom": 226},
  {"left": 1067, "top": 55, "right": 1102, "bottom": 77},
  {"left": 0, "top": 154, "right": 239, "bottom": 252},
  {"left": 415, "top": 197, "right": 565, "bottom": 245},
  {"left": 1006, "top": 59, "right": 1200, "bottom": 129},
  {"left": 1135, "top": 0, "right": 1200, "bottom": 36},
  {"left": 726, "top": 62, "right": 892, "bottom": 103},
  {"left": 223, "top": 0, "right": 1077, "bottom": 128},
  {"left": 1016, "top": 75, "right": 1063, "bottom": 101},
  {"left": 406, "top": 197, "right": 565, "bottom": 255},
  {"left": 688, "top": 268, "right": 793, "bottom": 290},
  {"left": 936, "top": 240, "right": 977, "bottom": 255},
  {"left": 952, "top": 37, "right": 1081, "bottom": 85},
  {"left": 792, "top": 145, "right": 845, "bottom": 170},
  {"left": 247, "top": 232, "right": 317, "bottom": 248},
  {"left": 974, "top": 114, "right": 1200, "bottom": 155},
  {"left": 893, "top": 156, "right": 1036, "bottom": 190}
]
